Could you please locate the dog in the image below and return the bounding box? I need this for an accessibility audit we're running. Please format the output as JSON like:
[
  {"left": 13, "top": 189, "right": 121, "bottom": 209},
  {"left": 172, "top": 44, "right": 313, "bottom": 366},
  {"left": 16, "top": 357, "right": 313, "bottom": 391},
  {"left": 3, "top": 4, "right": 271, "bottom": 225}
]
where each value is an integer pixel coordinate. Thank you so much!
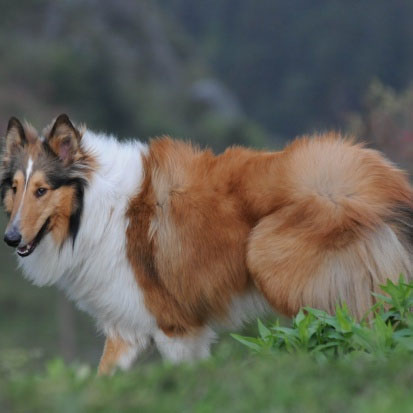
[{"left": 2, "top": 114, "right": 413, "bottom": 374}]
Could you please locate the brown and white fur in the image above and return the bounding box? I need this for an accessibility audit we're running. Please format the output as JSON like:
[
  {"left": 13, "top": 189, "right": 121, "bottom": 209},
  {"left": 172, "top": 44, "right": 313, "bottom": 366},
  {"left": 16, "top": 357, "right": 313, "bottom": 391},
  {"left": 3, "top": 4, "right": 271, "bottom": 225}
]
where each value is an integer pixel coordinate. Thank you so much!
[{"left": 2, "top": 114, "right": 413, "bottom": 375}]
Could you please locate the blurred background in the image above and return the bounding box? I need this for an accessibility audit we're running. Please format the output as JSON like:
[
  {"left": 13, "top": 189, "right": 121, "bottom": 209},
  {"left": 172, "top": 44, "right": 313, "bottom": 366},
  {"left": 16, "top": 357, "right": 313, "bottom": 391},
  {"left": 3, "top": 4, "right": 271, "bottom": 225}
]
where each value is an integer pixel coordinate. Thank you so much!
[{"left": 1, "top": 0, "right": 413, "bottom": 366}]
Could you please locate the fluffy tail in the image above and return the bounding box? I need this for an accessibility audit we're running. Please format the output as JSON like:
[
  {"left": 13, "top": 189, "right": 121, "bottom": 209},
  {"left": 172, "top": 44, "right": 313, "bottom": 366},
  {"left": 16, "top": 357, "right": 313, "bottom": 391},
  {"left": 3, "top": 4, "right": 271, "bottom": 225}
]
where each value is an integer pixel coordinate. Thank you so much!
[{"left": 247, "top": 134, "right": 413, "bottom": 319}]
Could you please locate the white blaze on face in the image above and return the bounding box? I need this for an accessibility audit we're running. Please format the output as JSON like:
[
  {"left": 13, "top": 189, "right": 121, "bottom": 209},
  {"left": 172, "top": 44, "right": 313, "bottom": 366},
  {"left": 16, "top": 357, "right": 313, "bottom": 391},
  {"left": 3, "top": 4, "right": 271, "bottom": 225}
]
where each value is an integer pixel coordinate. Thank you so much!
[
  {"left": 13, "top": 157, "right": 34, "bottom": 228},
  {"left": 25, "top": 157, "right": 34, "bottom": 186}
]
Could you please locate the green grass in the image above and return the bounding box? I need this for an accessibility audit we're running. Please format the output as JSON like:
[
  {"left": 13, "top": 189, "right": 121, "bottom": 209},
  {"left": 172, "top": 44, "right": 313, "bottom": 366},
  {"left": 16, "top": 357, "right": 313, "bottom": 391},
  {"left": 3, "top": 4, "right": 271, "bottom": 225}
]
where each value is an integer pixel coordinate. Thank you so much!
[
  {"left": 3, "top": 343, "right": 413, "bottom": 412},
  {"left": 4, "top": 278, "right": 413, "bottom": 412},
  {"left": 233, "top": 276, "right": 413, "bottom": 360}
]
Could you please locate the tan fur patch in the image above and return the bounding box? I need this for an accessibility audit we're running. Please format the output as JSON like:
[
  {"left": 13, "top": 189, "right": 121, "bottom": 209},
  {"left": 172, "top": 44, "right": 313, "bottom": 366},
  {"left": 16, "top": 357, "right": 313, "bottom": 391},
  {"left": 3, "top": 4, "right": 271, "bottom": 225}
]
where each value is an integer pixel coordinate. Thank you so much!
[
  {"left": 49, "top": 186, "right": 76, "bottom": 246},
  {"left": 3, "top": 189, "right": 13, "bottom": 214}
]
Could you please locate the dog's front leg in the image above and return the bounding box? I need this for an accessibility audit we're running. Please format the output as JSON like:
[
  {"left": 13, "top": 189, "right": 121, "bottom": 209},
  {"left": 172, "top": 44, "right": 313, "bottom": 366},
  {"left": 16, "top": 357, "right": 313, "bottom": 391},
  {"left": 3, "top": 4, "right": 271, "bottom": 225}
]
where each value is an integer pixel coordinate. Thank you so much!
[{"left": 97, "top": 335, "right": 149, "bottom": 376}]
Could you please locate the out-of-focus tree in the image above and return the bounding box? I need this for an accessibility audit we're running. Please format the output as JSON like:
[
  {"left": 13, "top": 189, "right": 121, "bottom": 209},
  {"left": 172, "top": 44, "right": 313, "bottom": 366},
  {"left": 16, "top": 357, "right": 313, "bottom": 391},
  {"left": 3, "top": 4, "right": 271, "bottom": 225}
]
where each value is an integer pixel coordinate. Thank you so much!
[
  {"left": 0, "top": 0, "right": 269, "bottom": 150},
  {"left": 348, "top": 81, "right": 413, "bottom": 172},
  {"left": 160, "top": 0, "right": 413, "bottom": 140}
]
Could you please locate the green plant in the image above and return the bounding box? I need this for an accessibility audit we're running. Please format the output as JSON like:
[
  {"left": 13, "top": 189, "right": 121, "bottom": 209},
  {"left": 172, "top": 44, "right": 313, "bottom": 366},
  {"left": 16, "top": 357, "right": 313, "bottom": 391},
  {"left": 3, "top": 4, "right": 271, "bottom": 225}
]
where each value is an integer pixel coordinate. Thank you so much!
[{"left": 232, "top": 276, "right": 413, "bottom": 360}]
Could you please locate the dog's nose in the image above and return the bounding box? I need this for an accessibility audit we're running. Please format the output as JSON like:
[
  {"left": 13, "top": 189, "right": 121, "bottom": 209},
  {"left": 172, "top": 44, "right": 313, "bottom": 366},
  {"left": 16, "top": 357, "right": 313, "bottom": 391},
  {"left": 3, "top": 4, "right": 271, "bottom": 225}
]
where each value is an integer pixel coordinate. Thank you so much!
[{"left": 4, "top": 227, "right": 22, "bottom": 247}]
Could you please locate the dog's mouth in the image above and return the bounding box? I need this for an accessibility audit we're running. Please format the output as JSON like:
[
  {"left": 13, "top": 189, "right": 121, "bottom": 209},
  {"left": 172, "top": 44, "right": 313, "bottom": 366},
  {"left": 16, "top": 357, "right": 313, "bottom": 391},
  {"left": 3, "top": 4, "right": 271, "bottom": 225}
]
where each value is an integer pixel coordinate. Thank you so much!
[{"left": 17, "top": 218, "right": 50, "bottom": 258}]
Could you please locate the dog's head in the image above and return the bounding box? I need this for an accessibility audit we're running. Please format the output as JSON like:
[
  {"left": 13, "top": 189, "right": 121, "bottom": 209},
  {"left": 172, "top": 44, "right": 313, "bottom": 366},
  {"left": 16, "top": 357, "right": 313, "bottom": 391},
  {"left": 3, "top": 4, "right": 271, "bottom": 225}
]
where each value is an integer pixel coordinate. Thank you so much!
[{"left": 1, "top": 114, "right": 89, "bottom": 257}]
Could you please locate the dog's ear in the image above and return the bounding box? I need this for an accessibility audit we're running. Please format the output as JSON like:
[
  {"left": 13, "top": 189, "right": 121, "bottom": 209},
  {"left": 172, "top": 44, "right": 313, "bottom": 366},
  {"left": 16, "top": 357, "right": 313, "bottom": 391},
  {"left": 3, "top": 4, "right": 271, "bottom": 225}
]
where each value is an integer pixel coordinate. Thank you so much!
[
  {"left": 4, "top": 117, "right": 27, "bottom": 156},
  {"left": 47, "top": 114, "right": 81, "bottom": 166}
]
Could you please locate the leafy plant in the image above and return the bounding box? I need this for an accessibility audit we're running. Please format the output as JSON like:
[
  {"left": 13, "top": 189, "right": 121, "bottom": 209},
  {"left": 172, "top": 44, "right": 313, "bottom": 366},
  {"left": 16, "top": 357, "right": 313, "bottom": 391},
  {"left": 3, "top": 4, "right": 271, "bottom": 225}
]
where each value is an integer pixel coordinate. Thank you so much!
[{"left": 232, "top": 276, "right": 413, "bottom": 359}]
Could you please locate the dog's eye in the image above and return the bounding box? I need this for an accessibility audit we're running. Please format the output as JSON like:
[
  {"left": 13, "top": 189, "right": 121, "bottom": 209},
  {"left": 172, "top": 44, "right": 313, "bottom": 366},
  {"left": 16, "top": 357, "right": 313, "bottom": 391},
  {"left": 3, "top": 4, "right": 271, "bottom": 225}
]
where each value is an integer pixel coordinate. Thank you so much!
[{"left": 35, "top": 188, "right": 48, "bottom": 197}]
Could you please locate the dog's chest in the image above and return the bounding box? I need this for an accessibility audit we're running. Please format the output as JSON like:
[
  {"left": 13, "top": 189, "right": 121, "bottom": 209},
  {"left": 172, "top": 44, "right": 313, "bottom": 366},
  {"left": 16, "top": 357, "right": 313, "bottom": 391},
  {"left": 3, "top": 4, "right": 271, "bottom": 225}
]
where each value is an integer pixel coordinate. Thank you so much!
[{"left": 60, "top": 236, "right": 156, "bottom": 341}]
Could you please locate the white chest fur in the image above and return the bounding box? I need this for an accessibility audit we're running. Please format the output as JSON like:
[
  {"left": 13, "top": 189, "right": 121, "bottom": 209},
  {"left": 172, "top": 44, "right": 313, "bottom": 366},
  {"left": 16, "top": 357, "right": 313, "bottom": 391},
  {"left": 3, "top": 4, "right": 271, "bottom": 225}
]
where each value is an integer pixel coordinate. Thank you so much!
[{"left": 18, "top": 132, "right": 156, "bottom": 342}]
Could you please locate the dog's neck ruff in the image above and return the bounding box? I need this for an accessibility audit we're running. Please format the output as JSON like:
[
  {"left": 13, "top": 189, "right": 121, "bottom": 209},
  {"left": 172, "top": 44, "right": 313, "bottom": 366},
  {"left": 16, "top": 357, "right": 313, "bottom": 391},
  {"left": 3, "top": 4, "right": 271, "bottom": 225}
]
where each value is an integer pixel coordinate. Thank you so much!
[{"left": 18, "top": 131, "right": 155, "bottom": 339}]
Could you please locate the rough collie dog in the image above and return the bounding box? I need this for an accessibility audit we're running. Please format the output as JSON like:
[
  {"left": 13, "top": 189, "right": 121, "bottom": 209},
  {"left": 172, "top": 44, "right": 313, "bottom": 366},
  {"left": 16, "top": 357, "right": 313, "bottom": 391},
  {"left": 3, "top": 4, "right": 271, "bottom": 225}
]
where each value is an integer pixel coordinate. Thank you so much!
[{"left": 2, "top": 114, "right": 413, "bottom": 374}]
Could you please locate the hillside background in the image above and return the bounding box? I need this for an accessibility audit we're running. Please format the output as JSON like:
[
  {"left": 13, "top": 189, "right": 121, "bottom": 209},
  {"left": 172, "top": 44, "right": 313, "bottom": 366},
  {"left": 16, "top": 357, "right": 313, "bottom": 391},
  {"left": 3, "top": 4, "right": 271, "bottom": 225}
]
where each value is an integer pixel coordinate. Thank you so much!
[{"left": 2, "top": 0, "right": 413, "bottom": 369}]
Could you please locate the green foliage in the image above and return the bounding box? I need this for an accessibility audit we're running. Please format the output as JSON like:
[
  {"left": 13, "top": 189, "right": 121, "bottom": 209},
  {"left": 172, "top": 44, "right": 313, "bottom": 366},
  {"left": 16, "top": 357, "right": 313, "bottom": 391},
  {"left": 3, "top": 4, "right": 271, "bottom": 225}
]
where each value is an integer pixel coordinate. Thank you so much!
[
  {"left": 5, "top": 341, "right": 413, "bottom": 411},
  {"left": 233, "top": 276, "right": 413, "bottom": 359}
]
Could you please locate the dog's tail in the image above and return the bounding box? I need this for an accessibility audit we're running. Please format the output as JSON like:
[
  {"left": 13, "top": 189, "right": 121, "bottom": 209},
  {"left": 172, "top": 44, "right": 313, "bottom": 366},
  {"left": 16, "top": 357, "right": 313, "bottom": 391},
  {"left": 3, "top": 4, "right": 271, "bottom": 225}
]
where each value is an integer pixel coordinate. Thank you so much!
[{"left": 247, "top": 134, "right": 413, "bottom": 319}]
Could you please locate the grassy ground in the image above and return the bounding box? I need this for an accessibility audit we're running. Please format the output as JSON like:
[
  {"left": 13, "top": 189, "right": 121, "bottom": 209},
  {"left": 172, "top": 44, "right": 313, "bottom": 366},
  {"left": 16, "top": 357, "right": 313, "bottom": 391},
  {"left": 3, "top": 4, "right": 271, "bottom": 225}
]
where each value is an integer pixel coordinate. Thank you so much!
[{"left": 2, "top": 340, "right": 413, "bottom": 413}]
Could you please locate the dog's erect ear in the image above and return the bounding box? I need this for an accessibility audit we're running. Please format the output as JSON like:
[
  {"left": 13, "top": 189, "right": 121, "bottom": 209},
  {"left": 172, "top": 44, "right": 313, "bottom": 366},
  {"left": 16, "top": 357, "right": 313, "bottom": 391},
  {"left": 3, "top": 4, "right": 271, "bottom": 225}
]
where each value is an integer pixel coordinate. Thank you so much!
[
  {"left": 47, "top": 114, "right": 81, "bottom": 166},
  {"left": 4, "top": 117, "right": 27, "bottom": 155}
]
